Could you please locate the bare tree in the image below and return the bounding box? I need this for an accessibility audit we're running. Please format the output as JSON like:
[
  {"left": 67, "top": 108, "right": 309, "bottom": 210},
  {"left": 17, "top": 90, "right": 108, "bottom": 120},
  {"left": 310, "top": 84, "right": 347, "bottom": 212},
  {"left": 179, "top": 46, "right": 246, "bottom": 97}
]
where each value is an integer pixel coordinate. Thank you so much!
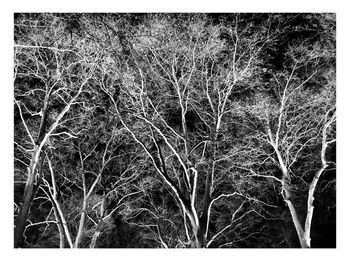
[
  {"left": 232, "top": 28, "right": 336, "bottom": 247},
  {"left": 99, "top": 14, "right": 284, "bottom": 247},
  {"left": 14, "top": 13, "right": 336, "bottom": 248},
  {"left": 14, "top": 13, "right": 101, "bottom": 247}
]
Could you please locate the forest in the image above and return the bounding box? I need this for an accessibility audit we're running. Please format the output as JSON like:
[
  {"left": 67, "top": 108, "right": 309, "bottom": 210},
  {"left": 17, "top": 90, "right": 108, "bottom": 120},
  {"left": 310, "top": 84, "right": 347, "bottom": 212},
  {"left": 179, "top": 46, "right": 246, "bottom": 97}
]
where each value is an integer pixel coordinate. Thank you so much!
[{"left": 14, "top": 13, "right": 336, "bottom": 248}]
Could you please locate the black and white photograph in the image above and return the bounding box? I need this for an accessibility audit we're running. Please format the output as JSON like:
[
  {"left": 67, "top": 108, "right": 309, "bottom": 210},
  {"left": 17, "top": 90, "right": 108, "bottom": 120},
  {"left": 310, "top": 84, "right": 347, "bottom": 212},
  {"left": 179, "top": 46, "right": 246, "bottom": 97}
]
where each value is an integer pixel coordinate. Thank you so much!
[{"left": 13, "top": 10, "right": 338, "bottom": 249}]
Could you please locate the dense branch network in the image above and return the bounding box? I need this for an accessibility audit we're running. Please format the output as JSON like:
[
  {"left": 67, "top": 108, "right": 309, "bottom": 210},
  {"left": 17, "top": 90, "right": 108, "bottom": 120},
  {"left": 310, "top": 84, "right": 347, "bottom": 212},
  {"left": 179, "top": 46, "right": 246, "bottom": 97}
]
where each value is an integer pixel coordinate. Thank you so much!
[{"left": 14, "top": 13, "right": 336, "bottom": 248}]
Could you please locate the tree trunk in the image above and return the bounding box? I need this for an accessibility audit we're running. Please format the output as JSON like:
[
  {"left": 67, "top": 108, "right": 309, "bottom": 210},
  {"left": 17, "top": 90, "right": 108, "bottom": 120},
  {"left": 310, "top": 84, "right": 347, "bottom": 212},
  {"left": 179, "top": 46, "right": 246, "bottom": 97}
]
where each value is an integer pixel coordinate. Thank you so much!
[
  {"left": 14, "top": 185, "right": 34, "bottom": 248},
  {"left": 195, "top": 226, "right": 207, "bottom": 248},
  {"left": 184, "top": 210, "right": 204, "bottom": 248},
  {"left": 47, "top": 187, "right": 74, "bottom": 248},
  {"left": 89, "top": 230, "right": 100, "bottom": 248},
  {"left": 285, "top": 198, "right": 310, "bottom": 248},
  {"left": 74, "top": 203, "right": 87, "bottom": 248},
  {"left": 195, "top": 211, "right": 211, "bottom": 248},
  {"left": 52, "top": 206, "right": 65, "bottom": 248},
  {"left": 14, "top": 149, "right": 43, "bottom": 248}
]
